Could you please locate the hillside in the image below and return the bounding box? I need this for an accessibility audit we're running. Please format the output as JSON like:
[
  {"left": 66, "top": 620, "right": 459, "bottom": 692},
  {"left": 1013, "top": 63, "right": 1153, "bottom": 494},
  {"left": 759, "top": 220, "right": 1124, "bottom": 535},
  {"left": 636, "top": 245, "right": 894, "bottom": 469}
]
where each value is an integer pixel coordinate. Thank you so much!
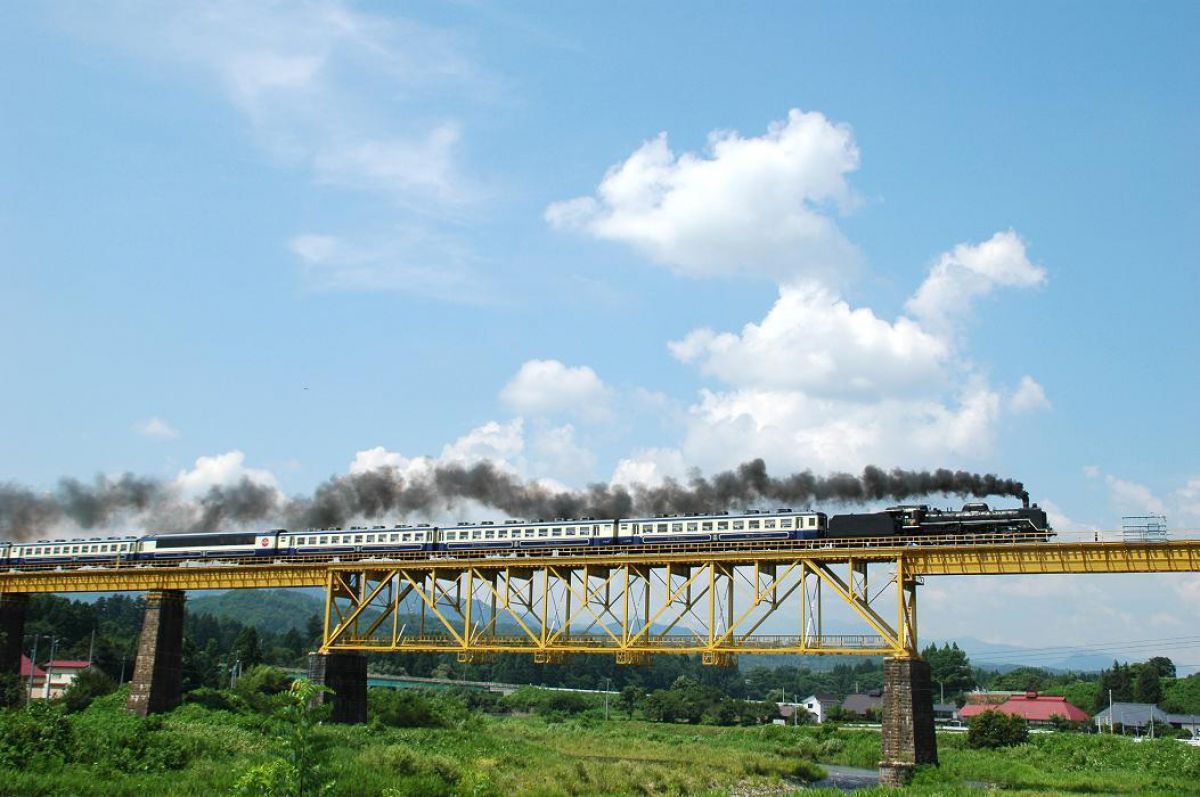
[{"left": 188, "top": 589, "right": 325, "bottom": 633}]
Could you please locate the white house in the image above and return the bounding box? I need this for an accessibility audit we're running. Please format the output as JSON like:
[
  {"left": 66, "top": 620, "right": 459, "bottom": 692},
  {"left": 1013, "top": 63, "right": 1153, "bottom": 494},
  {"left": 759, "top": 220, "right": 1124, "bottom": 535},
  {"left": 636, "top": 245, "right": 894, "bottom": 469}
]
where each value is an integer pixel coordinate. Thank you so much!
[{"left": 798, "top": 692, "right": 839, "bottom": 723}]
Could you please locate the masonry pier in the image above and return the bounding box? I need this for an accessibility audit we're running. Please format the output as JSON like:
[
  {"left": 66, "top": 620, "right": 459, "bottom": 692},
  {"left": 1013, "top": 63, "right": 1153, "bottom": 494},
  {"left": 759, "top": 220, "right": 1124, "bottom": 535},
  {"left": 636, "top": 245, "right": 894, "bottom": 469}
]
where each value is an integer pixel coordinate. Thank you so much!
[
  {"left": 307, "top": 651, "right": 368, "bottom": 723},
  {"left": 0, "top": 592, "right": 30, "bottom": 706},
  {"left": 879, "top": 656, "right": 938, "bottom": 786},
  {"left": 127, "top": 590, "right": 186, "bottom": 716}
]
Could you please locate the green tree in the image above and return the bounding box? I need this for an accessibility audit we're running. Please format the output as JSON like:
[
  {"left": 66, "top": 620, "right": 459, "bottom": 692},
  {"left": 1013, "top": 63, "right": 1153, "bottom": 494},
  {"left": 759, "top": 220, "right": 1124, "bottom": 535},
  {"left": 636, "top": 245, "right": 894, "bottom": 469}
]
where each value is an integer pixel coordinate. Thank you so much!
[
  {"left": 1134, "top": 666, "right": 1163, "bottom": 705},
  {"left": 967, "top": 710, "right": 1028, "bottom": 749},
  {"left": 232, "top": 678, "right": 332, "bottom": 797},
  {"left": 921, "top": 643, "right": 974, "bottom": 698},
  {"left": 991, "top": 667, "right": 1053, "bottom": 692},
  {"left": 1145, "top": 657, "right": 1176, "bottom": 679},
  {"left": 1163, "top": 673, "right": 1200, "bottom": 714},
  {"left": 1095, "top": 661, "right": 1136, "bottom": 712},
  {"left": 61, "top": 667, "right": 117, "bottom": 712},
  {"left": 619, "top": 685, "right": 645, "bottom": 717},
  {"left": 235, "top": 627, "right": 264, "bottom": 668}
]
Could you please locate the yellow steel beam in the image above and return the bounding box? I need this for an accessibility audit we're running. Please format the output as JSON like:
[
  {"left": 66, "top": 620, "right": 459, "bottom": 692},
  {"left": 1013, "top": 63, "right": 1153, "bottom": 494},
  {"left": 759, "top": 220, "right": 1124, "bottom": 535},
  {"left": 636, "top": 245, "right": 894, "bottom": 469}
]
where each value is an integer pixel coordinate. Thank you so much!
[
  {"left": 2, "top": 539, "right": 1197, "bottom": 595},
  {"left": 907, "top": 541, "right": 1200, "bottom": 576},
  {"left": 0, "top": 563, "right": 328, "bottom": 593}
]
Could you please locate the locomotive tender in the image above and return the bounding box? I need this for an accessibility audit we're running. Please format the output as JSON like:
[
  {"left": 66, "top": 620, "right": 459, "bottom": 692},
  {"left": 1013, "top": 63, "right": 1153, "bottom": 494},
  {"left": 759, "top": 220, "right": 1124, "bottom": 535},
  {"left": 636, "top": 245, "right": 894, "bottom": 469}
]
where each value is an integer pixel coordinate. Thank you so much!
[{"left": 0, "top": 502, "right": 1049, "bottom": 567}]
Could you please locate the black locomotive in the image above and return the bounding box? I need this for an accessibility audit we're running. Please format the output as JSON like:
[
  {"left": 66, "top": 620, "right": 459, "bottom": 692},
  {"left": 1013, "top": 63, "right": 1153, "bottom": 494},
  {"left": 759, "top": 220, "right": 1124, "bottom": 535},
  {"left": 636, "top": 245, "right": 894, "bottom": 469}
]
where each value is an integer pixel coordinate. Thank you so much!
[{"left": 827, "top": 501, "right": 1051, "bottom": 538}]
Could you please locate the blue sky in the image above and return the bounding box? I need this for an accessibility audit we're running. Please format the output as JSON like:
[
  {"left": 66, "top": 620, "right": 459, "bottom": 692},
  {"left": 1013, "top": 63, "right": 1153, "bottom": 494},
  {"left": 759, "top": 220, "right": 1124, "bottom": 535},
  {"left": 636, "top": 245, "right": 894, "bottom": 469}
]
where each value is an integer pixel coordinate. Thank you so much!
[{"left": 1, "top": 2, "right": 1198, "bottom": 659}]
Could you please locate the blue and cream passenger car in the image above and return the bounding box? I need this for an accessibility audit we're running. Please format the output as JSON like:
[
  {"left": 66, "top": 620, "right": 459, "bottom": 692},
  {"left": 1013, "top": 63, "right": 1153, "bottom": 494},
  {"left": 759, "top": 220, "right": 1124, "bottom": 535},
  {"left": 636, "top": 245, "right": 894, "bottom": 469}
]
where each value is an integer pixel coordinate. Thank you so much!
[
  {"left": 7, "top": 536, "right": 140, "bottom": 564},
  {"left": 138, "top": 530, "right": 284, "bottom": 559},
  {"left": 281, "top": 525, "right": 435, "bottom": 555},
  {"left": 616, "top": 509, "right": 826, "bottom": 544},
  {"left": 437, "top": 518, "right": 617, "bottom": 551}
]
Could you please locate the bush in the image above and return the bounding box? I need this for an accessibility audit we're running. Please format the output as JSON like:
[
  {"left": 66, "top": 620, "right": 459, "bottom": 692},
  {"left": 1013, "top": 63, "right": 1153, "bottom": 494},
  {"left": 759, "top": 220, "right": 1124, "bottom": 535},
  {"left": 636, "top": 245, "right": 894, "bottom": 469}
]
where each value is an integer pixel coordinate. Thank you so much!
[
  {"left": 968, "top": 710, "right": 1029, "bottom": 749},
  {"left": 234, "top": 665, "right": 293, "bottom": 712},
  {"left": 61, "top": 668, "right": 118, "bottom": 713},
  {"left": 184, "top": 686, "right": 251, "bottom": 713},
  {"left": 369, "top": 688, "right": 446, "bottom": 728},
  {"left": 68, "top": 699, "right": 188, "bottom": 772},
  {"left": 0, "top": 701, "right": 73, "bottom": 768}
]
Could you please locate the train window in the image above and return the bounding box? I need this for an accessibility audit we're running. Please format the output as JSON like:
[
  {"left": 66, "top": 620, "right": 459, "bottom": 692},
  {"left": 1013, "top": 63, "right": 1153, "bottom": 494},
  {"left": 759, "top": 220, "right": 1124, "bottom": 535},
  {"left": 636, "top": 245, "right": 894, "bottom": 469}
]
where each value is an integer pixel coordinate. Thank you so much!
[
  {"left": 717, "top": 521, "right": 728, "bottom": 531},
  {"left": 472, "top": 531, "right": 481, "bottom": 540},
  {"left": 656, "top": 524, "right": 666, "bottom": 532},
  {"left": 667, "top": 523, "right": 678, "bottom": 532},
  {"left": 538, "top": 529, "right": 548, "bottom": 537},
  {"left": 365, "top": 535, "right": 374, "bottom": 543},
  {"left": 72, "top": 546, "right": 80, "bottom": 553},
  {"left": 352, "top": 535, "right": 362, "bottom": 543},
  {"left": 390, "top": 534, "right": 399, "bottom": 543},
  {"left": 702, "top": 522, "right": 713, "bottom": 531},
  {"left": 779, "top": 519, "right": 792, "bottom": 529},
  {"left": 748, "top": 520, "right": 760, "bottom": 530},
  {"left": 765, "top": 519, "right": 776, "bottom": 529},
  {"left": 809, "top": 517, "right": 817, "bottom": 527},
  {"left": 687, "top": 522, "right": 698, "bottom": 532},
  {"left": 732, "top": 521, "right": 744, "bottom": 530}
]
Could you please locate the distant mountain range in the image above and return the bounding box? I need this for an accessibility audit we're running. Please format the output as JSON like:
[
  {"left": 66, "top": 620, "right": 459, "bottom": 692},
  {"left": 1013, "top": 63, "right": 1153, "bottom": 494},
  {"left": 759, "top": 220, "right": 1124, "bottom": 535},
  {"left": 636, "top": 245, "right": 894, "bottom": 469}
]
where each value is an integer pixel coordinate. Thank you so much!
[{"left": 930, "top": 637, "right": 1116, "bottom": 674}]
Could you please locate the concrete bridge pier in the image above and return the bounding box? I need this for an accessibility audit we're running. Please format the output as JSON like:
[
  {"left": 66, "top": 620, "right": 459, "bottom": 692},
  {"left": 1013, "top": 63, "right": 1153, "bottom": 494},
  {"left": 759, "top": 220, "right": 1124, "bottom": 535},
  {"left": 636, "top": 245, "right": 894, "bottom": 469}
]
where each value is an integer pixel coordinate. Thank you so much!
[
  {"left": 0, "top": 592, "right": 30, "bottom": 707},
  {"left": 127, "top": 590, "right": 186, "bottom": 716},
  {"left": 307, "top": 651, "right": 368, "bottom": 723},
  {"left": 879, "top": 656, "right": 938, "bottom": 786}
]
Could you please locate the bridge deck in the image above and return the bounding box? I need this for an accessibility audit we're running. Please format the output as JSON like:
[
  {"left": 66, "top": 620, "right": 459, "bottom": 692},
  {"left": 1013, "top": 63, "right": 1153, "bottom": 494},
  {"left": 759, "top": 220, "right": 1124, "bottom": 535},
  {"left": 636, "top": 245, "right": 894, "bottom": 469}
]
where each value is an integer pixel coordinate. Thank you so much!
[{"left": 1, "top": 535, "right": 1197, "bottom": 593}]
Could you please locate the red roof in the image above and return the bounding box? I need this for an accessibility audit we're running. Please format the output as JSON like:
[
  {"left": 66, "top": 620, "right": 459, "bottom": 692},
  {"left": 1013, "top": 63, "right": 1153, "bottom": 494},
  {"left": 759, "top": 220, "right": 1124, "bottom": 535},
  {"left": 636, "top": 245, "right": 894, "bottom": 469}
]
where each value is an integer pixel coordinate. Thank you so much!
[
  {"left": 960, "top": 693, "right": 1090, "bottom": 722},
  {"left": 19, "top": 655, "right": 45, "bottom": 678},
  {"left": 43, "top": 660, "right": 91, "bottom": 669}
]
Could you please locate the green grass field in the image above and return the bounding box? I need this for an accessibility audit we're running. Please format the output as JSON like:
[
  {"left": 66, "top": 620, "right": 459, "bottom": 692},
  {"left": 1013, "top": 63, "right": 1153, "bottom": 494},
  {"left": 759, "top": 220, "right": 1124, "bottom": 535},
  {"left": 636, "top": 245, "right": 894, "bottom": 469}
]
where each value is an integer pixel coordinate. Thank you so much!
[{"left": 2, "top": 691, "right": 1198, "bottom": 796}]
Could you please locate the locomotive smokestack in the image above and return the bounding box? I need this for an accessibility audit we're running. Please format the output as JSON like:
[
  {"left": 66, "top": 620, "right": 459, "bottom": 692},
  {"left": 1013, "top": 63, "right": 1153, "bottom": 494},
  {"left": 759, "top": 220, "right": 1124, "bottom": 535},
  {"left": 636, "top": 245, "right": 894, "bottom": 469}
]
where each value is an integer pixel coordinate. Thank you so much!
[{"left": 1021, "top": 491, "right": 1030, "bottom": 509}]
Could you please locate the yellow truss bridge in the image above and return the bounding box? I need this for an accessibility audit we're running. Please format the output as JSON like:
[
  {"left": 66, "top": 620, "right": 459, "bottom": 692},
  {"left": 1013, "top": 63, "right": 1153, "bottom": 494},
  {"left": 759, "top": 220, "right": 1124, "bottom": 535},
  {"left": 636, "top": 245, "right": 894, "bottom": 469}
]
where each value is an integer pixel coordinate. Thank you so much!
[{"left": 2, "top": 533, "right": 1198, "bottom": 662}]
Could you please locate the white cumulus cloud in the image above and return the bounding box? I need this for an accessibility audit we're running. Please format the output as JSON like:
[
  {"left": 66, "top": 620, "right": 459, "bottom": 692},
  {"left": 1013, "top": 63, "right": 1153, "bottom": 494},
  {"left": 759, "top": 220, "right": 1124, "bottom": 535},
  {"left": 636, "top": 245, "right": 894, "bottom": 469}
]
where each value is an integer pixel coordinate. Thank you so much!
[
  {"left": 547, "top": 109, "right": 862, "bottom": 284},
  {"left": 173, "top": 451, "right": 279, "bottom": 498},
  {"left": 906, "top": 230, "right": 1046, "bottom": 334},
  {"left": 500, "top": 360, "right": 612, "bottom": 420},
  {"left": 669, "top": 282, "right": 949, "bottom": 400},
  {"left": 1104, "top": 474, "right": 1166, "bottom": 516},
  {"left": 1009, "top": 375, "right": 1051, "bottom": 413}
]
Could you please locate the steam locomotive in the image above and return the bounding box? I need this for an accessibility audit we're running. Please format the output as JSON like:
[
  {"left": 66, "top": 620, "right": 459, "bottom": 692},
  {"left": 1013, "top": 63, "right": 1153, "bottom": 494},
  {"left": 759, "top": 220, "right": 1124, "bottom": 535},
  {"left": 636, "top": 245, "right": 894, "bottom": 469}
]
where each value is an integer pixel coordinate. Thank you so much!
[
  {"left": 0, "top": 501, "right": 1050, "bottom": 567},
  {"left": 828, "top": 501, "right": 1051, "bottom": 537}
]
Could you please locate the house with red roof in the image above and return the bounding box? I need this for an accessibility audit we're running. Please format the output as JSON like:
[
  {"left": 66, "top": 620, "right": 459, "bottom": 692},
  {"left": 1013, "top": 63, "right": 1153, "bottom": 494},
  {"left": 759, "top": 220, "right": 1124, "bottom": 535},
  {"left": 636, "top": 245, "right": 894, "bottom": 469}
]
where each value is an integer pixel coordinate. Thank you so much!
[
  {"left": 958, "top": 691, "right": 1090, "bottom": 725},
  {"left": 41, "top": 660, "right": 94, "bottom": 699}
]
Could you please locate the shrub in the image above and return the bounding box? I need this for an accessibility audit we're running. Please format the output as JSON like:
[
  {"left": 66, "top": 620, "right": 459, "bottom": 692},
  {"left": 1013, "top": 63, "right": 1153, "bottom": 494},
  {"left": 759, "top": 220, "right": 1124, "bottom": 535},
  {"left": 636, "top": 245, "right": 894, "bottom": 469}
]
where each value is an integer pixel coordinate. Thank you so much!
[
  {"left": 234, "top": 665, "right": 293, "bottom": 712},
  {"left": 68, "top": 700, "right": 188, "bottom": 772},
  {"left": 185, "top": 686, "right": 251, "bottom": 713},
  {"left": 967, "top": 710, "right": 1029, "bottom": 749},
  {"left": 0, "top": 701, "right": 73, "bottom": 768},
  {"left": 60, "top": 667, "right": 118, "bottom": 713},
  {"left": 368, "top": 688, "right": 445, "bottom": 728}
]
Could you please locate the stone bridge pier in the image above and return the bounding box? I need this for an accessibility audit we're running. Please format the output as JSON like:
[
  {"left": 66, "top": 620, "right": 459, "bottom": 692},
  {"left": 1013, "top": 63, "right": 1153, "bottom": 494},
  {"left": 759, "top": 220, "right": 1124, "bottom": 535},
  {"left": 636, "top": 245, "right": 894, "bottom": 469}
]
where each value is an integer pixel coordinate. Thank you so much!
[
  {"left": 128, "top": 590, "right": 186, "bottom": 716},
  {"left": 879, "top": 656, "right": 938, "bottom": 786},
  {"left": 307, "top": 651, "right": 368, "bottom": 724}
]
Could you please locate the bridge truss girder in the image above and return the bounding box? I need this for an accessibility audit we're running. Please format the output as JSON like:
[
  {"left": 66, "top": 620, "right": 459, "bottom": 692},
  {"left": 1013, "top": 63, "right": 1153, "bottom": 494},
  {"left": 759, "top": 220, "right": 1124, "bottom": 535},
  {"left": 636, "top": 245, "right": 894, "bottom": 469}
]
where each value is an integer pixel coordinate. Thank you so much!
[{"left": 321, "top": 554, "right": 920, "bottom": 663}]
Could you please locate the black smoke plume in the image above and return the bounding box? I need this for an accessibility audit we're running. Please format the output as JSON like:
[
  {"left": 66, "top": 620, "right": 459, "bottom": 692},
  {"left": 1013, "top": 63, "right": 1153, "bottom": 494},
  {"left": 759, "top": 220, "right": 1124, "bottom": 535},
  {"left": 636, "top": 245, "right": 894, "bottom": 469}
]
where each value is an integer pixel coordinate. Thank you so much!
[{"left": 0, "top": 460, "right": 1027, "bottom": 542}]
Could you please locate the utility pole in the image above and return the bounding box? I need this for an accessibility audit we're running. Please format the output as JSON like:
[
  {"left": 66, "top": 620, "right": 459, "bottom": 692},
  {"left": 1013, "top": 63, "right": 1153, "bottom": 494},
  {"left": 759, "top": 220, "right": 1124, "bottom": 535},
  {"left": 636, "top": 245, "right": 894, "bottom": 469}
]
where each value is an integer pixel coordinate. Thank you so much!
[
  {"left": 43, "top": 638, "right": 59, "bottom": 700},
  {"left": 1108, "top": 689, "right": 1114, "bottom": 735},
  {"left": 603, "top": 677, "right": 611, "bottom": 721},
  {"left": 87, "top": 628, "right": 95, "bottom": 664},
  {"left": 27, "top": 634, "right": 41, "bottom": 701}
]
